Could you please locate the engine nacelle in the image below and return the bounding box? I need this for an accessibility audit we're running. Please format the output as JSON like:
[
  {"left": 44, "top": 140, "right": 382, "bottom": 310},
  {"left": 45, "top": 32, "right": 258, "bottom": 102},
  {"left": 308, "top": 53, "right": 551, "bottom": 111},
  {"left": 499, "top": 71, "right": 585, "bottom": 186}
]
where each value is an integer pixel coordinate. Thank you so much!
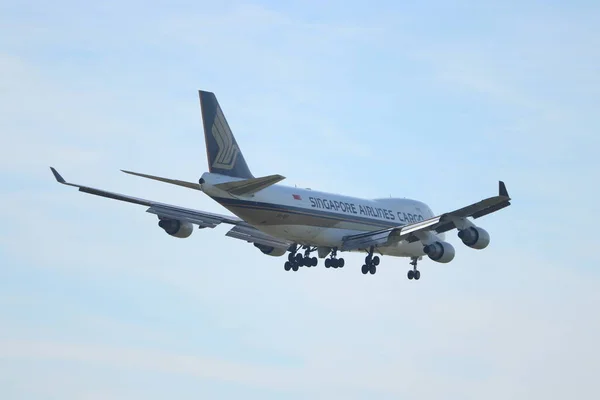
[
  {"left": 458, "top": 227, "right": 490, "bottom": 250},
  {"left": 158, "top": 219, "right": 193, "bottom": 238},
  {"left": 423, "top": 241, "right": 455, "bottom": 263},
  {"left": 253, "top": 243, "right": 287, "bottom": 257}
]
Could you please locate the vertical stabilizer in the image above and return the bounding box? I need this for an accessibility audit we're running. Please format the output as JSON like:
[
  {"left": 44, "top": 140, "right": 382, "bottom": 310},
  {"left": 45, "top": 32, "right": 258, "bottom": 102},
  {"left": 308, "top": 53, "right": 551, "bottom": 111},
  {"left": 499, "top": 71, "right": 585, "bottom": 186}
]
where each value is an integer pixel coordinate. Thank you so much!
[{"left": 199, "top": 90, "right": 254, "bottom": 179}]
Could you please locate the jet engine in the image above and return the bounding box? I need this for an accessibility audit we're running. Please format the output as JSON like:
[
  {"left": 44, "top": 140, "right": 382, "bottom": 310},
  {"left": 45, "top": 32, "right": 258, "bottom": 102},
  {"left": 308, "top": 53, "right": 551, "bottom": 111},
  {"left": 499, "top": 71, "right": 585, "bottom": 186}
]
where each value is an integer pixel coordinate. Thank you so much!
[
  {"left": 253, "top": 243, "right": 287, "bottom": 257},
  {"left": 423, "top": 241, "right": 455, "bottom": 263},
  {"left": 458, "top": 227, "right": 490, "bottom": 250},
  {"left": 158, "top": 219, "right": 193, "bottom": 238}
]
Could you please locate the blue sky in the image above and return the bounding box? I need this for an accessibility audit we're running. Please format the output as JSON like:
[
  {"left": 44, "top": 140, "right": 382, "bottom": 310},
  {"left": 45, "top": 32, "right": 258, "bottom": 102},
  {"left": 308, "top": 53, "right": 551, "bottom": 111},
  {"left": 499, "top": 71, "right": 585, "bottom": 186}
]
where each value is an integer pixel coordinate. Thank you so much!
[{"left": 1, "top": 0, "right": 599, "bottom": 398}]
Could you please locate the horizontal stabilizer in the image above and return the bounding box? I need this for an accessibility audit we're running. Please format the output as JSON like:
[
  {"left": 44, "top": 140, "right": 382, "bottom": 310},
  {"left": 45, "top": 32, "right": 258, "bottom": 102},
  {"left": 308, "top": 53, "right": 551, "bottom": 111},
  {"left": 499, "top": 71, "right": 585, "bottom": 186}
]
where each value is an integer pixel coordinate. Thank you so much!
[
  {"left": 214, "top": 174, "right": 285, "bottom": 196},
  {"left": 121, "top": 170, "right": 201, "bottom": 191}
]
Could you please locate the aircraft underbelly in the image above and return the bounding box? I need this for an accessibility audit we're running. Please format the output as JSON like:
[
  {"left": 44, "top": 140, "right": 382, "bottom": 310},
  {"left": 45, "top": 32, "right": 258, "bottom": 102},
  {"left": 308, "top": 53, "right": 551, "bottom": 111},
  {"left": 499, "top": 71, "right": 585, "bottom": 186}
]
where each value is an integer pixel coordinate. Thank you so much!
[
  {"left": 376, "top": 241, "right": 425, "bottom": 257},
  {"left": 259, "top": 225, "right": 322, "bottom": 243},
  {"left": 219, "top": 199, "right": 429, "bottom": 255},
  {"left": 221, "top": 203, "right": 374, "bottom": 242}
]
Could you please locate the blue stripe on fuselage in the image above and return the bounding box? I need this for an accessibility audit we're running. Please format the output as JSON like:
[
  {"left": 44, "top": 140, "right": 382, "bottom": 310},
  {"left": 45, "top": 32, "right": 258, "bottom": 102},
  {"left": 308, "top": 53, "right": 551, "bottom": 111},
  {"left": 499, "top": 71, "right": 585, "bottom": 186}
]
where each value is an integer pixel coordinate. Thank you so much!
[{"left": 213, "top": 197, "right": 402, "bottom": 229}]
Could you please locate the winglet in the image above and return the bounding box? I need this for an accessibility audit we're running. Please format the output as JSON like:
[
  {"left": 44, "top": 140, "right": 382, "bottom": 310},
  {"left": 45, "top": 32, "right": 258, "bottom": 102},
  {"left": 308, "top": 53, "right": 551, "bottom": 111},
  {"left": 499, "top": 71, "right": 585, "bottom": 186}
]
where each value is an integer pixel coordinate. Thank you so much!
[
  {"left": 50, "top": 167, "right": 66, "bottom": 184},
  {"left": 499, "top": 181, "right": 509, "bottom": 198}
]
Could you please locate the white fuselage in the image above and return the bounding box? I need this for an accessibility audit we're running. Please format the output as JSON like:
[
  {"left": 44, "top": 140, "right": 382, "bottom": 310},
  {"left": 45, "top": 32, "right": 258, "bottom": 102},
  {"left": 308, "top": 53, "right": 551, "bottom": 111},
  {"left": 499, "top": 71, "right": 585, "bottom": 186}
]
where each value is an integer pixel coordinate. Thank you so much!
[{"left": 200, "top": 173, "right": 440, "bottom": 257}]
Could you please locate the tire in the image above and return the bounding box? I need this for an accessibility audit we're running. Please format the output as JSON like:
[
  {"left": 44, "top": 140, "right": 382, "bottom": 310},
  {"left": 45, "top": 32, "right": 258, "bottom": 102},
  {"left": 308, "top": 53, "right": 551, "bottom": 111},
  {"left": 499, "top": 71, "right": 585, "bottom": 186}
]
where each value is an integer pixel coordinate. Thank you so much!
[
  {"left": 284, "top": 261, "right": 291, "bottom": 271},
  {"left": 311, "top": 257, "right": 318, "bottom": 267},
  {"left": 407, "top": 270, "right": 414, "bottom": 280}
]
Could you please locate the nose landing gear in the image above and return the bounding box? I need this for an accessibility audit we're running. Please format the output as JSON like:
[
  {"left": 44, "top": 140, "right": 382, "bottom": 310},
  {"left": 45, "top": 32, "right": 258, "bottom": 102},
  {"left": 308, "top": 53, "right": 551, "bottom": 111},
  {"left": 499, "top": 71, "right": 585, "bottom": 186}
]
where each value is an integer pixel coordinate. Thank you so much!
[{"left": 407, "top": 257, "right": 420, "bottom": 280}]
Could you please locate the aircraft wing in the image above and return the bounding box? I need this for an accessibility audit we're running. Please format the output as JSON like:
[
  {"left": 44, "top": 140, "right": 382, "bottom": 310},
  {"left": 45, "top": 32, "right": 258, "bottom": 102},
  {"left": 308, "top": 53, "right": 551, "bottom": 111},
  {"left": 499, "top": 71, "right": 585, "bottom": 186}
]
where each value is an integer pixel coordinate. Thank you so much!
[
  {"left": 49, "top": 167, "right": 292, "bottom": 250},
  {"left": 341, "top": 181, "right": 511, "bottom": 251}
]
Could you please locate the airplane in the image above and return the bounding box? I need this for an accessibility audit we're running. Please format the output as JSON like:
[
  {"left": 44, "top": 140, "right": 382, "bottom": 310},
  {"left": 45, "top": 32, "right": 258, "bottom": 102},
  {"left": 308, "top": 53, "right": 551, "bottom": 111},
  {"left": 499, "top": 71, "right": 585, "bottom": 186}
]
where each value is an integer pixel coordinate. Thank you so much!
[{"left": 49, "top": 90, "right": 511, "bottom": 280}]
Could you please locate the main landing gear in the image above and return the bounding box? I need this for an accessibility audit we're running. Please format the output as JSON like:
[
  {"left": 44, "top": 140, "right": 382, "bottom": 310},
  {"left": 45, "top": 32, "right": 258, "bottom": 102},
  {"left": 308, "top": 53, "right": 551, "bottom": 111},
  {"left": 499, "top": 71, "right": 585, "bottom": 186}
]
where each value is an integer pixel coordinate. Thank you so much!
[
  {"left": 361, "top": 246, "right": 380, "bottom": 275},
  {"left": 284, "top": 245, "right": 318, "bottom": 272},
  {"left": 324, "top": 248, "right": 345, "bottom": 269},
  {"left": 407, "top": 257, "right": 421, "bottom": 280}
]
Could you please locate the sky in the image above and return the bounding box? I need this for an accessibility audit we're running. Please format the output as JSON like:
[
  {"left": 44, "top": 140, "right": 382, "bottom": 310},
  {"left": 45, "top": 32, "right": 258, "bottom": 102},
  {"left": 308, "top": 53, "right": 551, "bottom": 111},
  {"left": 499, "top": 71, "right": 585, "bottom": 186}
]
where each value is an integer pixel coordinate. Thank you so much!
[{"left": 1, "top": 0, "right": 599, "bottom": 398}]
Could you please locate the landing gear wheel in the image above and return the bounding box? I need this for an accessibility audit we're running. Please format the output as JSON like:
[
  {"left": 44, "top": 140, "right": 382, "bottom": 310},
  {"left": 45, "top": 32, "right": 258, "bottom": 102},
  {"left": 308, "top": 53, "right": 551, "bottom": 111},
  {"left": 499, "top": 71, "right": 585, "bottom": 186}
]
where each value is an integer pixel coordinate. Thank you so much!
[
  {"left": 325, "top": 248, "right": 342, "bottom": 270},
  {"left": 284, "top": 261, "right": 291, "bottom": 271},
  {"left": 362, "top": 246, "right": 379, "bottom": 275},
  {"left": 407, "top": 257, "right": 420, "bottom": 280},
  {"left": 311, "top": 257, "right": 318, "bottom": 267},
  {"left": 292, "top": 264, "right": 299, "bottom": 272},
  {"left": 295, "top": 253, "right": 303, "bottom": 264}
]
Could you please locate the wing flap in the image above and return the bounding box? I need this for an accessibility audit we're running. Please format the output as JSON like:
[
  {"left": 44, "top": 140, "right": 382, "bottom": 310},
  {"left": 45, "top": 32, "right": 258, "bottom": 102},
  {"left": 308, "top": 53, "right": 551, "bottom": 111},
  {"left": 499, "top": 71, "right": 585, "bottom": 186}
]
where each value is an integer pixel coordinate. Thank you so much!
[
  {"left": 442, "top": 195, "right": 509, "bottom": 219},
  {"left": 226, "top": 225, "right": 293, "bottom": 250},
  {"left": 341, "top": 216, "right": 441, "bottom": 251},
  {"left": 340, "top": 230, "right": 395, "bottom": 251},
  {"left": 146, "top": 205, "right": 225, "bottom": 228},
  {"left": 471, "top": 199, "right": 511, "bottom": 219}
]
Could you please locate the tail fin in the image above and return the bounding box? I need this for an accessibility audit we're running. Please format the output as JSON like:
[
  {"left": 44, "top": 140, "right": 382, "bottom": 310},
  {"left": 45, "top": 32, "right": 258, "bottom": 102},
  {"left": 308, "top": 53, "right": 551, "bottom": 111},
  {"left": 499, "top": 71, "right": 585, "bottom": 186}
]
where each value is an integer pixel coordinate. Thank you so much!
[{"left": 199, "top": 90, "right": 254, "bottom": 179}]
